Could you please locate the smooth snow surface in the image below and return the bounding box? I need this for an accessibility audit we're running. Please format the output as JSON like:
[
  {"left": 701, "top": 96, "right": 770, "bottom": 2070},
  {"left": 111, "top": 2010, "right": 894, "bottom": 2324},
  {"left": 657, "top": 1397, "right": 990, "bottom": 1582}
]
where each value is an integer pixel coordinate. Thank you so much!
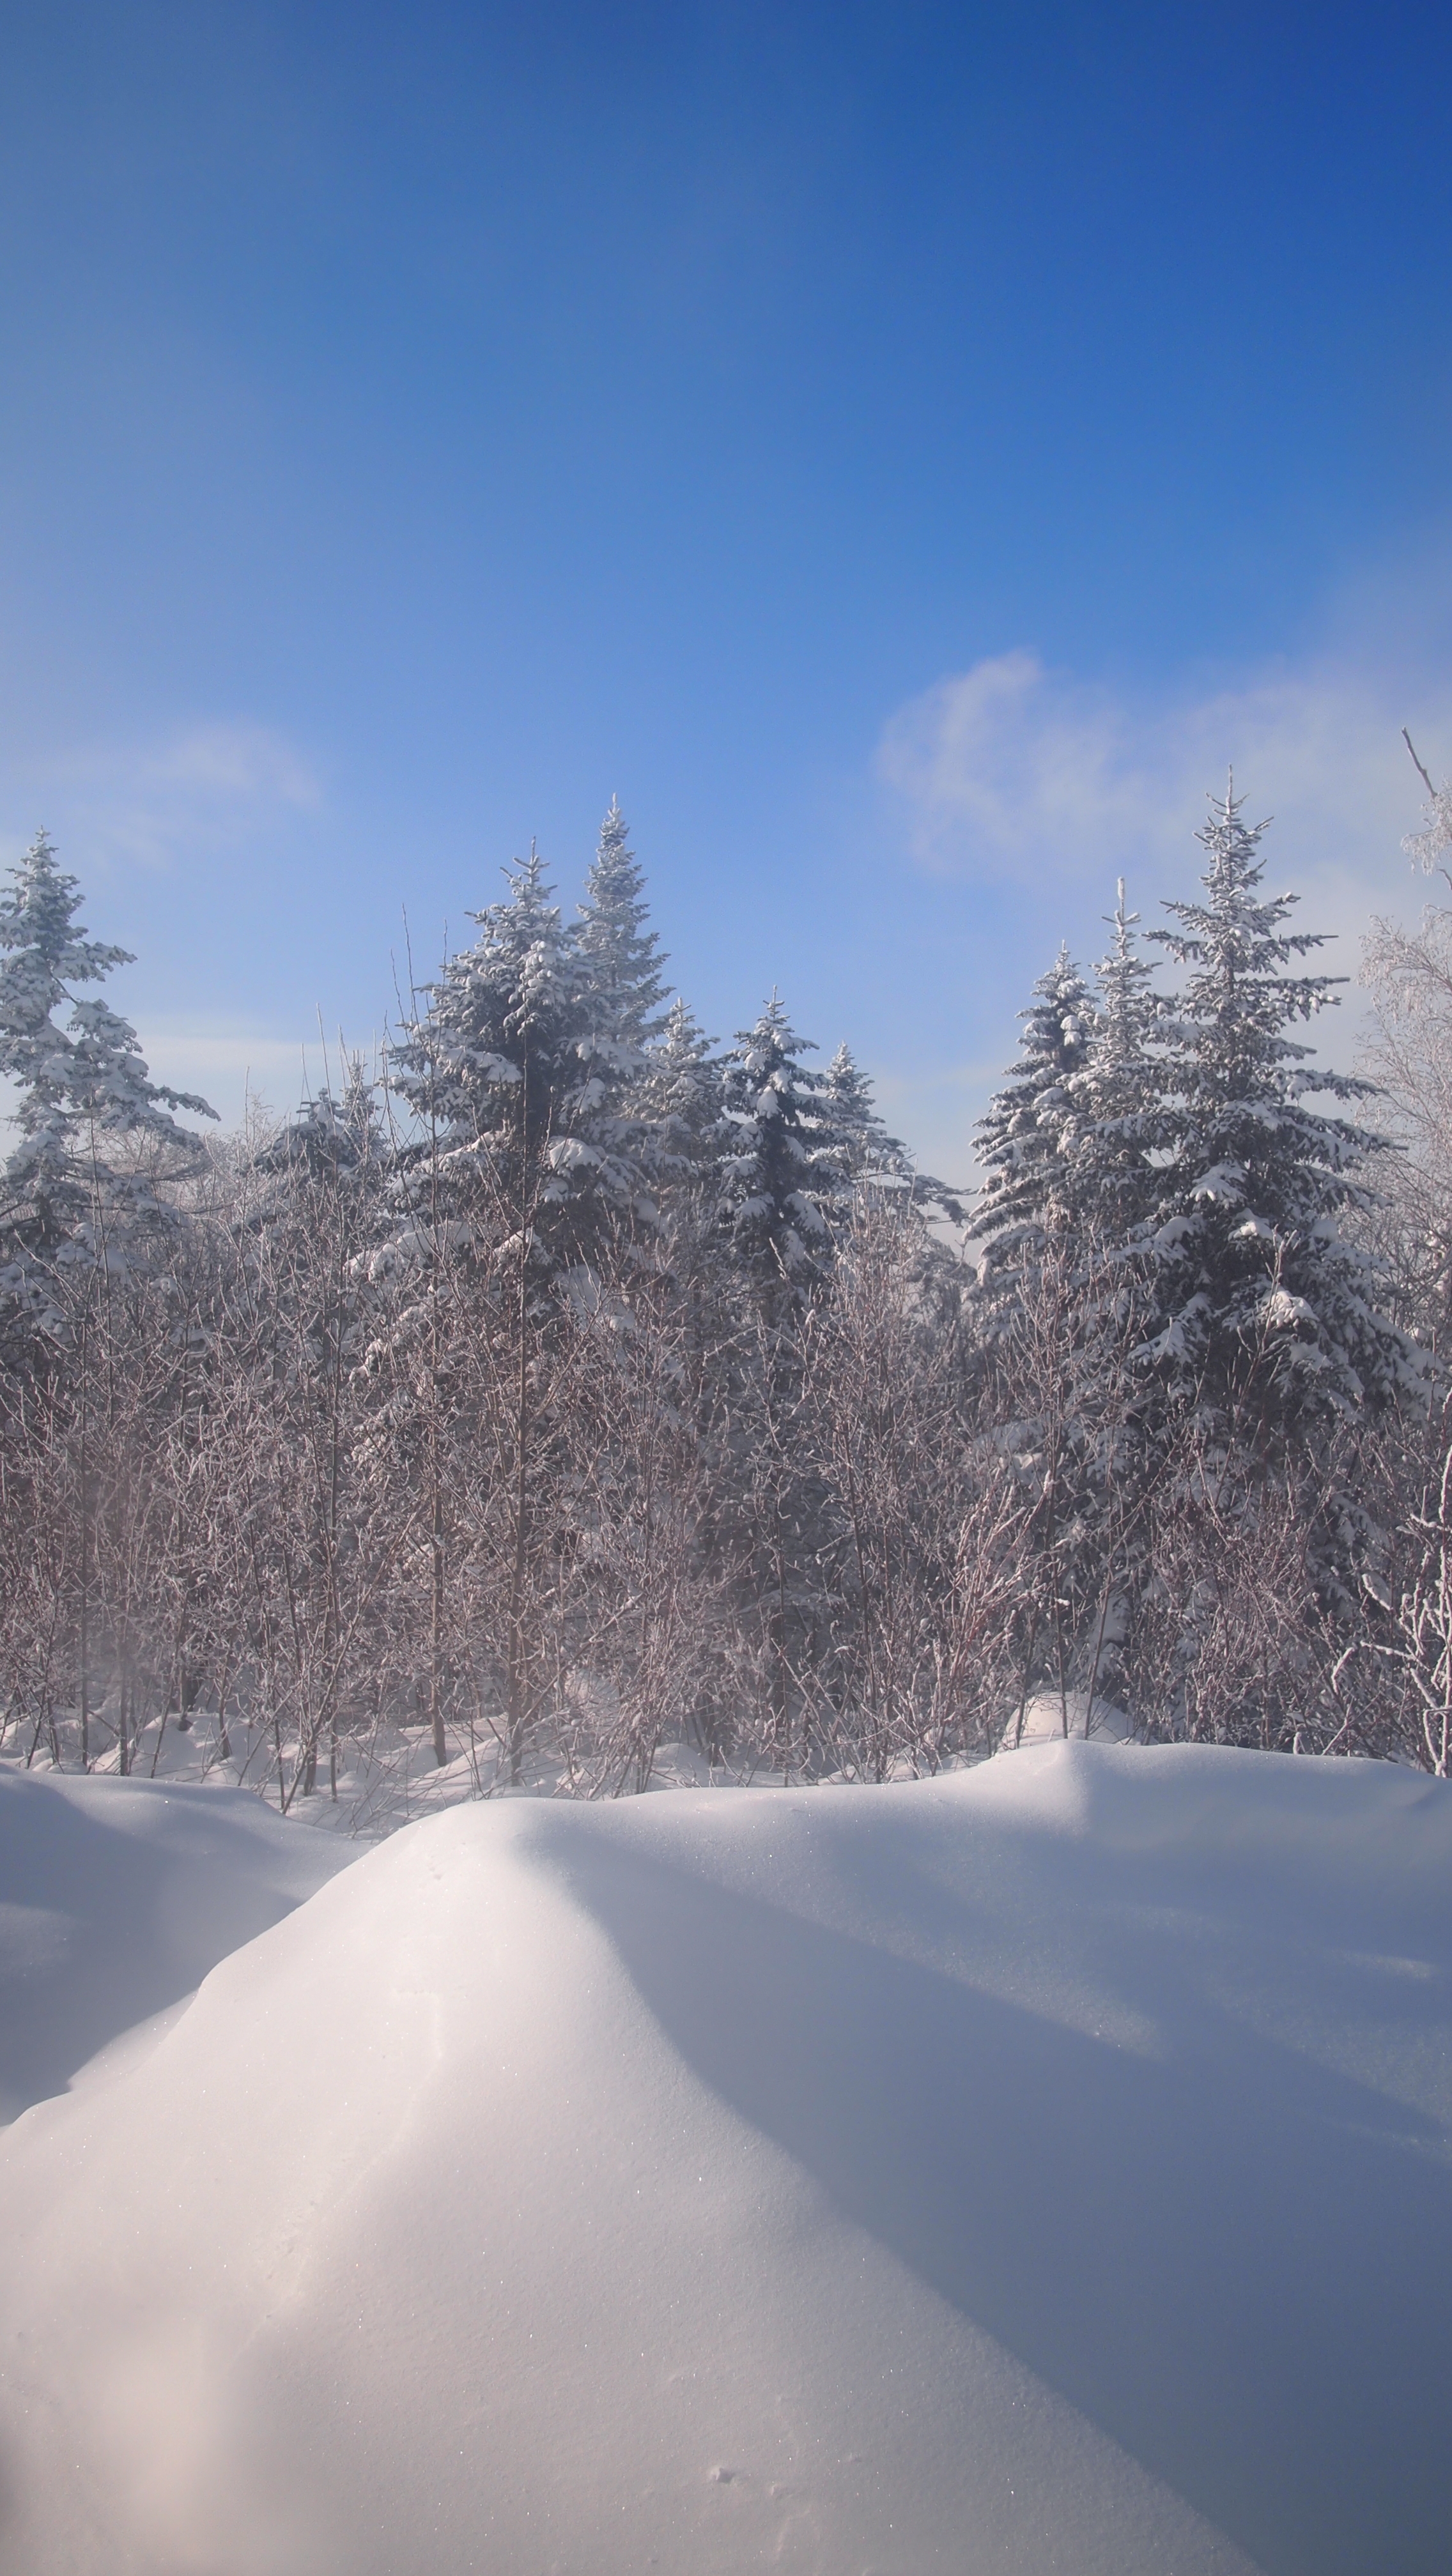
[
  {"left": 0, "top": 1765, "right": 353, "bottom": 2122},
  {"left": 2, "top": 1744, "right": 1451, "bottom": 2575}
]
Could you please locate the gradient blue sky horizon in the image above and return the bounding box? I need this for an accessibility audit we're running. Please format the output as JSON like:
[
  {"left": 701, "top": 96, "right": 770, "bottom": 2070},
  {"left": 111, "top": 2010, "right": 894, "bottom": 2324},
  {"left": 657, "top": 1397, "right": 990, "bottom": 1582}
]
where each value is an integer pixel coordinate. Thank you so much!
[{"left": 3, "top": 0, "right": 1451, "bottom": 1177}]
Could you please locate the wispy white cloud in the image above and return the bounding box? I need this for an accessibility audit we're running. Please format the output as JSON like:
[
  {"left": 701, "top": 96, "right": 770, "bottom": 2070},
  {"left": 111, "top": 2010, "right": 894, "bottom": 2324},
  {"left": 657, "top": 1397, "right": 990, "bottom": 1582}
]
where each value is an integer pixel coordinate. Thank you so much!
[
  {"left": 141, "top": 724, "right": 321, "bottom": 809},
  {"left": 134, "top": 1018, "right": 390, "bottom": 1130},
  {"left": 869, "top": 641, "right": 1452, "bottom": 1170},
  {"left": 1, "top": 719, "right": 323, "bottom": 873},
  {"left": 876, "top": 648, "right": 1448, "bottom": 944},
  {"left": 3, "top": 1018, "right": 378, "bottom": 1146},
  {"left": 135, "top": 1022, "right": 314, "bottom": 1123}
]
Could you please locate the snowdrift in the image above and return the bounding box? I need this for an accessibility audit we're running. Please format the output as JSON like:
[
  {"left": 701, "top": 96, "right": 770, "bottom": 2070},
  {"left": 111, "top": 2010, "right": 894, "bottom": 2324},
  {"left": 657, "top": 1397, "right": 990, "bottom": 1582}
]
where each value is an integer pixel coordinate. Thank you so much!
[
  {"left": 0, "top": 1766, "right": 352, "bottom": 2123},
  {"left": 1, "top": 1744, "right": 1451, "bottom": 2575}
]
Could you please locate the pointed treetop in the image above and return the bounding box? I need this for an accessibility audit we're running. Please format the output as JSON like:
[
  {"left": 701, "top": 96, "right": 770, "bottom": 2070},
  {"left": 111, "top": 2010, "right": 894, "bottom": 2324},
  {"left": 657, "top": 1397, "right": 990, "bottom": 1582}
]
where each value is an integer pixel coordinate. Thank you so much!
[
  {"left": 824, "top": 1041, "right": 913, "bottom": 1184},
  {"left": 396, "top": 843, "right": 579, "bottom": 1117},
  {"left": 1092, "top": 878, "right": 1158, "bottom": 1077},
  {"left": 467, "top": 842, "right": 566, "bottom": 949},
  {"left": 981, "top": 944, "right": 1094, "bottom": 1123},
  {"left": 0, "top": 830, "right": 215, "bottom": 1138},
  {"left": 0, "top": 829, "right": 134, "bottom": 1009},
  {"left": 824, "top": 1040, "right": 873, "bottom": 1121},
  {"left": 1150, "top": 782, "right": 1343, "bottom": 1089},
  {"left": 1132, "top": 783, "right": 1410, "bottom": 1422},
  {"left": 642, "top": 997, "right": 721, "bottom": 1181},
  {"left": 716, "top": 994, "right": 847, "bottom": 1304},
  {"left": 575, "top": 798, "right": 668, "bottom": 1052},
  {"left": 0, "top": 833, "right": 215, "bottom": 1291},
  {"left": 974, "top": 945, "right": 1096, "bottom": 1262}
]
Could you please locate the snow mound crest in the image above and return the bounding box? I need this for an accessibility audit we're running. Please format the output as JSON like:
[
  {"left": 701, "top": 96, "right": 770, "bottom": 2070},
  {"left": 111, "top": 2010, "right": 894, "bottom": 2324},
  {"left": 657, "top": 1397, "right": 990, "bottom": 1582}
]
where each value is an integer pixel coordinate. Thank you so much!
[{"left": 1, "top": 1742, "right": 1449, "bottom": 2573}]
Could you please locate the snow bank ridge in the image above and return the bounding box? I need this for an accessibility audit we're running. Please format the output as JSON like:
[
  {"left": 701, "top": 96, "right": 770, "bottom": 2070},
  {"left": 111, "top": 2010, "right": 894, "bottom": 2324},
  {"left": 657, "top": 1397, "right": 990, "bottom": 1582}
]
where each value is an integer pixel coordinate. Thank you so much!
[{"left": 1, "top": 1741, "right": 1449, "bottom": 2575}]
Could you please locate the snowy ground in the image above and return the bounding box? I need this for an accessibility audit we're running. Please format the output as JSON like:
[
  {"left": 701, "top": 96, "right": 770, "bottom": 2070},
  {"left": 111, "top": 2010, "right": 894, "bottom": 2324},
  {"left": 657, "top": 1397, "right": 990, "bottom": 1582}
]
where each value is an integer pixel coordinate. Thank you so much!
[
  {"left": 0, "top": 1765, "right": 352, "bottom": 2122},
  {"left": 3, "top": 1704, "right": 778, "bottom": 1837},
  {"left": 1, "top": 1741, "right": 1450, "bottom": 2573},
  {"left": 3, "top": 1682, "right": 1125, "bottom": 1845}
]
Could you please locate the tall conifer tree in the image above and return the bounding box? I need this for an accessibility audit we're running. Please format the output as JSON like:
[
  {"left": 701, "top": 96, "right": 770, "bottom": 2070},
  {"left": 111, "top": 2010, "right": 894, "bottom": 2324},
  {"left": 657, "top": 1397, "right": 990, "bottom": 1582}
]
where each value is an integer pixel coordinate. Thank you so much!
[
  {"left": 1072, "top": 880, "right": 1162, "bottom": 1241},
  {"left": 574, "top": 799, "right": 668, "bottom": 1056},
  {"left": 1138, "top": 786, "right": 1416, "bottom": 1427},
  {"left": 716, "top": 996, "right": 847, "bottom": 1313},
  {"left": 0, "top": 832, "right": 215, "bottom": 1331},
  {"left": 823, "top": 1043, "right": 912, "bottom": 1186},
  {"left": 643, "top": 998, "right": 721, "bottom": 1192},
  {"left": 975, "top": 945, "right": 1095, "bottom": 1276},
  {"left": 571, "top": 801, "right": 672, "bottom": 1217},
  {"left": 390, "top": 848, "right": 628, "bottom": 1261}
]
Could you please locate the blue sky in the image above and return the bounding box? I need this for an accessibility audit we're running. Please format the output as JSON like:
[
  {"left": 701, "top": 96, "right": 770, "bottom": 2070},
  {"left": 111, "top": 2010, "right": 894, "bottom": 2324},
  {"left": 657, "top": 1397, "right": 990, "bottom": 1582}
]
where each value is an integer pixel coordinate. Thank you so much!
[{"left": 3, "top": 0, "right": 1451, "bottom": 1175}]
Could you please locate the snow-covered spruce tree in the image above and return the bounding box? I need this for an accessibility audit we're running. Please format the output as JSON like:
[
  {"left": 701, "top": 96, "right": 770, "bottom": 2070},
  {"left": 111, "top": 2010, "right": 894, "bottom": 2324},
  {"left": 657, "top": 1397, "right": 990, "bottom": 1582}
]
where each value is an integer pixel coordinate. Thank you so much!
[
  {"left": 636, "top": 996, "right": 725, "bottom": 1457},
  {"left": 971, "top": 931, "right": 1166, "bottom": 1739},
  {"left": 570, "top": 799, "right": 674, "bottom": 1216},
  {"left": 255, "top": 1051, "right": 384, "bottom": 1188},
  {"left": 0, "top": 832, "right": 215, "bottom": 1341},
  {"left": 574, "top": 799, "right": 670, "bottom": 1056},
  {"left": 714, "top": 995, "right": 853, "bottom": 1317},
  {"left": 1072, "top": 880, "right": 1163, "bottom": 1241},
  {"left": 826, "top": 1039, "right": 966, "bottom": 1229},
  {"left": 823, "top": 1043, "right": 911, "bottom": 1187},
  {"left": 642, "top": 997, "right": 721, "bottom": 1195},
  {"left": 1138, "top": 785, "right": 1418, "bottom": 1433},
  {"left": 1090, "top": 788, "right": 1427, "bottom": 1754},
  {"left": 1003, "top": 882, "right": 1168, "bottom": 1725},
  {"left": 0, "top": 833, "right": 215, "bottom": 1769},
  {"left": 974, "top": 945, "right": 1095, "bottom": 1281},
  {"left": 383, "top": 844, "right": 686, "bottom": 1781},
  {"left": 228, "top": 1057, "right": 394, "bottom": 1803},
  {"left": 380, "top": 853, "right": 592, "bottom": 1774},
  {"left": 389, "top": 848, "right": 603, "bottom": 1255},
  {"left": 703, "top": 1000, "right": 856, "bottom": 1772}
]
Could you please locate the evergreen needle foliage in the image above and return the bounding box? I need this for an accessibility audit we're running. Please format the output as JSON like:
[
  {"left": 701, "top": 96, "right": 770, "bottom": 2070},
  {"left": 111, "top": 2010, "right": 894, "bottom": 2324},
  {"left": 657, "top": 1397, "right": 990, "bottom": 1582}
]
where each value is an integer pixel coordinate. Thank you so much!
[{"left": 0, "top": 785, "right": 1443, "bottom": 1790}]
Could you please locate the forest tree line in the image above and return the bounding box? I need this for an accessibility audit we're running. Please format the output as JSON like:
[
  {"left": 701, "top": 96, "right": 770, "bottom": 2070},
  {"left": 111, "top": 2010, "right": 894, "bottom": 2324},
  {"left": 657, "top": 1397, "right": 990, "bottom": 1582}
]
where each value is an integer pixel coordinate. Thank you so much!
[{"left": 5, "top": 773, "right": 1452, "bottom": 1799}]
